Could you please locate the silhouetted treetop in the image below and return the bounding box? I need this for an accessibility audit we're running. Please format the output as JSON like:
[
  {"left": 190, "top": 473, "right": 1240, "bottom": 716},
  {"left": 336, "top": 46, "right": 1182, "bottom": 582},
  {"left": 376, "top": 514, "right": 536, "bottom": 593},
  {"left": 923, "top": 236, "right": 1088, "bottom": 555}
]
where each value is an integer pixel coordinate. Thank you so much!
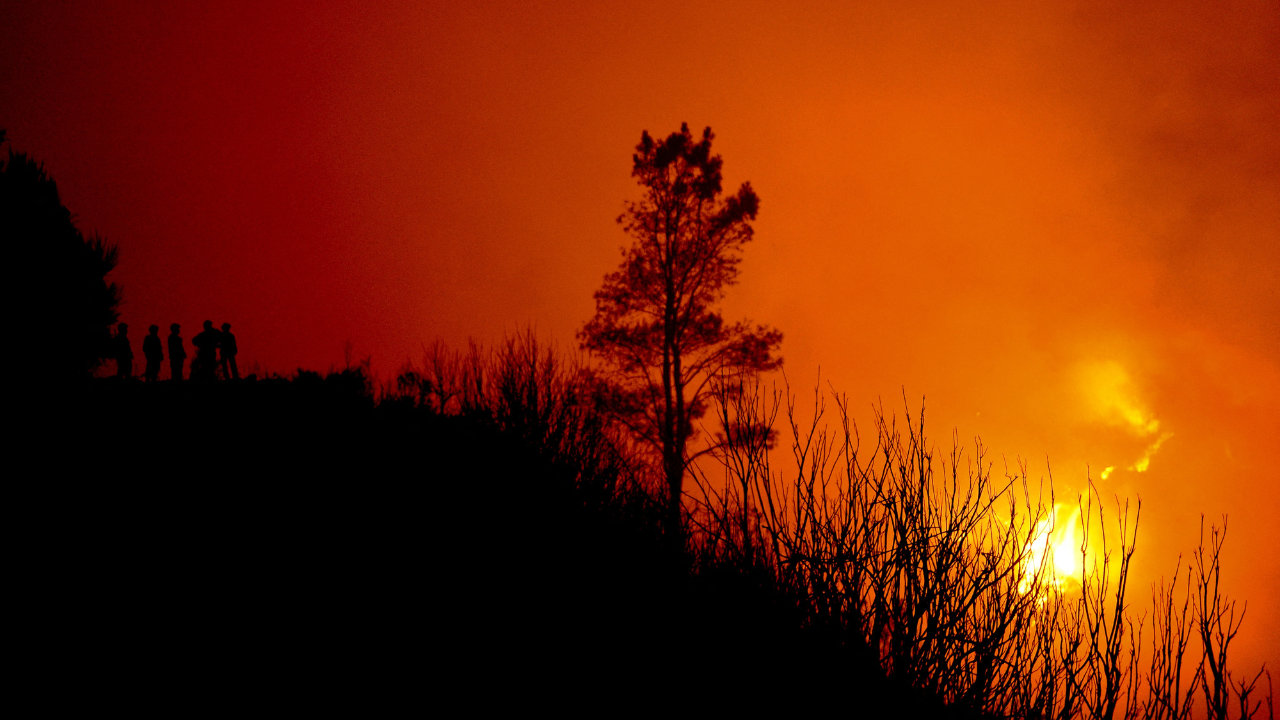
[
  {"left": 2, "top": 129, "right": 121, "bottom": 379},
  {"left": 580, "top": 123, "right": 781, "bottom": 535}
]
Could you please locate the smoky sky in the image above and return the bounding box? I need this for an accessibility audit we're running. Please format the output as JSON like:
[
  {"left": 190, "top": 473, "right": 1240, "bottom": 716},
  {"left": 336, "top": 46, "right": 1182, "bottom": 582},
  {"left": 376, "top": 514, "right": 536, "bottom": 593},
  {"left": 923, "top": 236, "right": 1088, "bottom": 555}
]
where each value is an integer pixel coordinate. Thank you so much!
[{"left": 3, "top": 0, "right": 1276, "bottom": 667}]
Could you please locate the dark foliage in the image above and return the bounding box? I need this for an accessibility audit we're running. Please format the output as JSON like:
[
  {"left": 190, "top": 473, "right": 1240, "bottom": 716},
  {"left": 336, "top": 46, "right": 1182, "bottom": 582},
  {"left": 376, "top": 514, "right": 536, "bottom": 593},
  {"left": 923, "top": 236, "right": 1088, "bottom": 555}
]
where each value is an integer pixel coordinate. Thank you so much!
[
  {"left": 2, "top": 129, "right": 121, "bottom": 379},
  {"left": 580, "top": 123, "right": 782, "bottom": 535}
]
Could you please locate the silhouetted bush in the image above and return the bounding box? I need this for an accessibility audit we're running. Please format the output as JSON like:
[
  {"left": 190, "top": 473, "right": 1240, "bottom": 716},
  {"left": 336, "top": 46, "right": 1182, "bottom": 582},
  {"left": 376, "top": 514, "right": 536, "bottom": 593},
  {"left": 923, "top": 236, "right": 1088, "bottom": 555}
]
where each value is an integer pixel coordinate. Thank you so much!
[{"left": 2, "top": 129, "right": 121, "bottom": 380}]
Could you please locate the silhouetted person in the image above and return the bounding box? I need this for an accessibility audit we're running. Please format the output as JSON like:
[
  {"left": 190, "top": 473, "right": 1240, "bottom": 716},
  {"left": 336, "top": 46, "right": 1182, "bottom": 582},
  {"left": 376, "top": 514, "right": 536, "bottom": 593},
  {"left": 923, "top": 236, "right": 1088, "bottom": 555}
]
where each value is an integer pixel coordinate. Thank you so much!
[
  {"left": 114, "top": 324, "right": 133, "bottom": 379},
  {"left": 192, "top": 320, "right": 220, "bottom": 381},
  {"left": 143, "top": 324, "right": 163, "bottom": 381},
  {"left": 219, "top": 322, "right": 239, "bottom": 380},
  {"left": 168, "top": 323, "right": 186, "bottom": 380}
]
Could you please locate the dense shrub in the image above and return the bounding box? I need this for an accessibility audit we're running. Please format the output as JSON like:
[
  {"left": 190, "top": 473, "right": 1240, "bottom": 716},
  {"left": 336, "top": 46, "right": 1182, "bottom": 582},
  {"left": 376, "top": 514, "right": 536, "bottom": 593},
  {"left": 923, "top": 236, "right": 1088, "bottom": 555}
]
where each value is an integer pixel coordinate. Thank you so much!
[{"left": 2, "top": 129, "right": 121, "bottom": 379}]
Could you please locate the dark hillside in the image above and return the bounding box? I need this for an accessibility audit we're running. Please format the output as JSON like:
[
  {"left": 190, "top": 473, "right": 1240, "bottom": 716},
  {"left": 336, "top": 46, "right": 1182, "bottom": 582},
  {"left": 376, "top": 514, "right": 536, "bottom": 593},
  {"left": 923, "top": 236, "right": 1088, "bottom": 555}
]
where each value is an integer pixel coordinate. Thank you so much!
[
  {"left": 24, "top": 373, "right": 895, "bottom": 713},
  {"left": 29, "top": 365, "right": 1267, "bottom": 718}
]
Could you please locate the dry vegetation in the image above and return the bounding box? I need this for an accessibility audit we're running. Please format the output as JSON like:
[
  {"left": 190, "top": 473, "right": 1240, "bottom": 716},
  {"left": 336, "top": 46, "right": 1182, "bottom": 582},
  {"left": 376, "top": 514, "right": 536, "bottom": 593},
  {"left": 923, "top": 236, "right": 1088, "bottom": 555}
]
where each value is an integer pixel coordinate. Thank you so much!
[
  {"left": 690, "top": 372, "right": 1272, "bottom": 719},
  {"left": 71, "top": 334, "right": 1265, "bottom": 714},
  {"left": 378, "top": 335, "right": 1272, "bottom": 717}
]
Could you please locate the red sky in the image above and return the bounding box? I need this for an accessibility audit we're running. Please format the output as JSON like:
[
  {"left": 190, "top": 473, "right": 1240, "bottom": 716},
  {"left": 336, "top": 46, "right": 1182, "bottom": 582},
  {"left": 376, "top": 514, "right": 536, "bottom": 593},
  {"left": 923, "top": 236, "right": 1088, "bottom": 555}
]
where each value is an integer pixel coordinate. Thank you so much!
[{"left": 3, "top": 0, "right": 1277, "bottom": 670}]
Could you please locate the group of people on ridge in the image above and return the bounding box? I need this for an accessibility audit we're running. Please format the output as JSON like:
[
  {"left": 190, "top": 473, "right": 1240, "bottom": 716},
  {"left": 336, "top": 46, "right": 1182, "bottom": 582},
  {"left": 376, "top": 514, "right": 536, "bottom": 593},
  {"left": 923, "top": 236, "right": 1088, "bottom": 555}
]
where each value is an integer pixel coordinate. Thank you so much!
[{"left": 112, "top": 321, "right": 238, "bottom": 381}]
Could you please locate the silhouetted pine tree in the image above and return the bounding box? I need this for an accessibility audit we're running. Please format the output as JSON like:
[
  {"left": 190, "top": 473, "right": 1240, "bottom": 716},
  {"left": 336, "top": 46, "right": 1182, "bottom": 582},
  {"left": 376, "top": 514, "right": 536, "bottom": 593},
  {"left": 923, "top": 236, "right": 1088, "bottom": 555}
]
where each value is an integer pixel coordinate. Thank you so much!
[{"left": 580, "top": 124, "right": 782, "bottom": 537}]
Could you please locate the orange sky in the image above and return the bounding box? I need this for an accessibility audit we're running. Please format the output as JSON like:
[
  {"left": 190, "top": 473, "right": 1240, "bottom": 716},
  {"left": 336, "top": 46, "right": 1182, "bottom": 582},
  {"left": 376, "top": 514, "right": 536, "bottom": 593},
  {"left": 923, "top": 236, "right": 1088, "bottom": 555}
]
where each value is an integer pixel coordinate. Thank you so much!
[{"left": 3, "top": 0, "right": 1276, "bottom": 669}]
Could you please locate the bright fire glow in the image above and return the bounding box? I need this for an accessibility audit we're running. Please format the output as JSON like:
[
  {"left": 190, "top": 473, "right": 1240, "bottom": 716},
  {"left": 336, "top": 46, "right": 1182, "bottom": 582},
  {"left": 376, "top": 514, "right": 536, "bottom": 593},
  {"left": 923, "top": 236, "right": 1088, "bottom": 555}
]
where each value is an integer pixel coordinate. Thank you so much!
[
  {"left": 1130, "top": 432, "right": 1174, "bottom": 473},
  {"left": 1019, "top": 503, "right": 1082, "bottom": 595},
  {"left": 1076, "top": 360, "right": 1171, "bottom": 477},
  {"left": 1076, "top": 361, "right": 1158, "bottom": 435}
]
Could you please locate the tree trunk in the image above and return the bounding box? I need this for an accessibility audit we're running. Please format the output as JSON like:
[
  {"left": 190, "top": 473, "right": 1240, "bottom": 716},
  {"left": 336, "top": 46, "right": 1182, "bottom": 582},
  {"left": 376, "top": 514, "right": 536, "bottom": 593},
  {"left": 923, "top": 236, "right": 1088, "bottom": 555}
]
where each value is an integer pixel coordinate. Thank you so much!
[
  {"left": 670, "top": 342, "right": 686, "bottom": 541},
  {"left": 662, "top": 342, "right": 678, "bottom": 538},
  {"left": 662, "top": 268, "right": 680, "bottom": 540}
]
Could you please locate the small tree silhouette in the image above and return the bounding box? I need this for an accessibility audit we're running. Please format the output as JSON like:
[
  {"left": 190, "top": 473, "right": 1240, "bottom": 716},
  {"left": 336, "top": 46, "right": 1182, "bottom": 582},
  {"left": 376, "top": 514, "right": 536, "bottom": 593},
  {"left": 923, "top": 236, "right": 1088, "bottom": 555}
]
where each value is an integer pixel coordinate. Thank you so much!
[
  {"left": 2, "top": 129, "right": 121, "bottom": 378},
  {"left": 580, "top": 123, "right": 782, "bottom": 536}
]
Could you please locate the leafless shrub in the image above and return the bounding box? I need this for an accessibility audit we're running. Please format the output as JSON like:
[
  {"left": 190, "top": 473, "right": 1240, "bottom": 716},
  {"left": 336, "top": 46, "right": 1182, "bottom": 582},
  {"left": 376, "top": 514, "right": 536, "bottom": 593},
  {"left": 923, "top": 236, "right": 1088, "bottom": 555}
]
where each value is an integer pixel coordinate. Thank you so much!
[
  {"left": 397, "top": 333, "right": 652, "bottom": 503},
  {"left": 693, "top": 373, "right": 1270, "bottom": 719},
  {"left": 396, "top": 342, "right": 1270, "bottom": 718},
  {"left": 1141, "top": 557, "right": 1198, "bottom": 720}
]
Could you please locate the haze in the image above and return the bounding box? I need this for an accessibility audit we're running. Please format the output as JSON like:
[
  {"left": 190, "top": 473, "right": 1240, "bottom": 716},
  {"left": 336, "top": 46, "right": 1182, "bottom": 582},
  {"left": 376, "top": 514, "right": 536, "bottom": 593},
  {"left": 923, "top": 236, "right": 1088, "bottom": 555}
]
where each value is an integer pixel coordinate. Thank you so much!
[{"left": 2, "top": 0, "right": 1275, "bottom": 669}]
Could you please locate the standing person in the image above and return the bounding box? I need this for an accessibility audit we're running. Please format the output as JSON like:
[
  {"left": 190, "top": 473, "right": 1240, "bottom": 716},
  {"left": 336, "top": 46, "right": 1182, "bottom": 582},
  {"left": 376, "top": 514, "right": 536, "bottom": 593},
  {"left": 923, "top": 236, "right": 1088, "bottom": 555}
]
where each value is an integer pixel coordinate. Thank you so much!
[
  {"left": 168, "top": 324, "right": 187, "bottom": 381},
  {"left": 219, "top": 323, "right": 239, "bottom": 380},
  {"left": 143, "top": 325, "right": 163, "bottom": 381},
  {"left": 114, "top": 323, "right": 133, "bottom": 379},
  {"left": 192, "top": 320, "right": 220, "bottom": 381}
]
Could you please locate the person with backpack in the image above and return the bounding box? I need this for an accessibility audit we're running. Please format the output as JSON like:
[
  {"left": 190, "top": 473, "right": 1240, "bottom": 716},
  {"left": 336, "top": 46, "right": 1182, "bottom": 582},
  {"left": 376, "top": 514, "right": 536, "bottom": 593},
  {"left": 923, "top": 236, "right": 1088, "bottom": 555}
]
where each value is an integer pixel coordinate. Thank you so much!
[{"left": 192, "top": 320, "right": 220, "bottom": 381}]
